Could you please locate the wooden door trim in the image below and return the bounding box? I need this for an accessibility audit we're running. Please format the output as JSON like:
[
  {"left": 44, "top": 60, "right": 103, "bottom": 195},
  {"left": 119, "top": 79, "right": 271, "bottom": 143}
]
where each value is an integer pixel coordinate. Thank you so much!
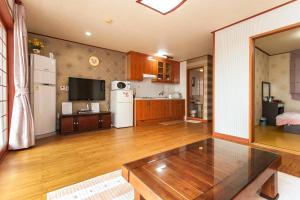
[
  {"left": 212, "top": 33, "right": 215, "bottom": 134},
  {"left": 249, "top": 22, "right": 300, "bottom": 143},
  {"left": 186, "top": 66, "right": 205, "bottom": 120}
]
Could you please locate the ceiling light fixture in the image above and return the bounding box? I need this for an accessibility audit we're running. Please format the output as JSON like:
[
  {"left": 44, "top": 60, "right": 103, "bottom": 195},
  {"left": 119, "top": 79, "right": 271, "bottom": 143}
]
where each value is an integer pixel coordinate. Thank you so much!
[
  {"left": 85, "top": 31, "right": 92, "bottom": 36},
  {"left": 155, "top": 50, "right": 168, "bottom": 58},
  {"left": 105, "top": 19, "right": 113, "bottom": 24},
  {"left": 294, "top": 30, "right": 300, "bottom": 38},
  {"left": 136, "top": 0, "right": 186, "bottom": 15}
]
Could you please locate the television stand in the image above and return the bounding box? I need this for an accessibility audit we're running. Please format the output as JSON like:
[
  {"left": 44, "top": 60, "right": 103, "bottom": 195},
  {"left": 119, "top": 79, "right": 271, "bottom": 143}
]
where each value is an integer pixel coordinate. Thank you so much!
[{"left": 60, "top": 112, "right": 111, "bottom": 135}]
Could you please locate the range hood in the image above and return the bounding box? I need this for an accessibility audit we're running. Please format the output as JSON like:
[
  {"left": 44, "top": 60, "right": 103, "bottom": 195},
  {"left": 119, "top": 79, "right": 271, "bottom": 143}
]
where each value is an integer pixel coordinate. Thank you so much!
[{"left": 143, "top": 74, "right": 157, "bottom": 79}]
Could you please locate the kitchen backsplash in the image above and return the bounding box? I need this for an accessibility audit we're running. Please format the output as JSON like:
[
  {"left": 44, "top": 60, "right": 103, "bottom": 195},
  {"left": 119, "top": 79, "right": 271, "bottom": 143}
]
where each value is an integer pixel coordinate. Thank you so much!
[{"left": 131, "top": 78, "right": 180, "bottom": 98}]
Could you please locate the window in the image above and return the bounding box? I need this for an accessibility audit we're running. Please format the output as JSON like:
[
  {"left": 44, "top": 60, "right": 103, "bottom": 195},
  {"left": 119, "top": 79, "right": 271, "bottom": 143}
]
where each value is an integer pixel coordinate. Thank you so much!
[{"left": 0, "top": 19, "right": 8, "bottom": 152}]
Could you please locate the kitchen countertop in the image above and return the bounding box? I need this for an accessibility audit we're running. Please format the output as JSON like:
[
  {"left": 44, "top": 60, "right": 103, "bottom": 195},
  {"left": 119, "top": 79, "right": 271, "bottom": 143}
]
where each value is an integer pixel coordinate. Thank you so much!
[{"left": 135, "top": 97, "right": 185, "bottom": 100}]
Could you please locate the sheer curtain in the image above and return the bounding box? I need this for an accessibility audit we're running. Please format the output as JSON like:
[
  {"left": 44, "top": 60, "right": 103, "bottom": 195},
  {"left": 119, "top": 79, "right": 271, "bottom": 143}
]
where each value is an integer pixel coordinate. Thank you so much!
[
  {"left": 9, "top": 4, "right": 34, "bottom": 150},
  {"left": 0, "top": 17, "right": 8, "bottom": 154},
  {"left": 290, "top": 50, "right": 300, "bottom": 100}
]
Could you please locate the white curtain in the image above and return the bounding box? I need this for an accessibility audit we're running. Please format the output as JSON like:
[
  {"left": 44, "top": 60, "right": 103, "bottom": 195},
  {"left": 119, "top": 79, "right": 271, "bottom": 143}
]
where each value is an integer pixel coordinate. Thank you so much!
[{"left": 9, "top": 4, "right": 35, "bottom": 150}]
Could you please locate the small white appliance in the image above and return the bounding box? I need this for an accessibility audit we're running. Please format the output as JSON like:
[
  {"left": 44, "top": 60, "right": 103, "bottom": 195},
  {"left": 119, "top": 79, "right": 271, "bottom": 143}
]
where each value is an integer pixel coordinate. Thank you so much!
[
  {"left": 30, "top": 54, "right": 56, "bottom": 136},
  {"left": 91, "top": 102, "right": 100, "bottom": 113},
  {"left": 111, "top": 81, "right": 131, "bottom": 90},
  {"left": 110, "top": 90, "right": 133, "bottom": 128},
  {"left": 62, "top": 102, "right": 72, "bottom": 115}
]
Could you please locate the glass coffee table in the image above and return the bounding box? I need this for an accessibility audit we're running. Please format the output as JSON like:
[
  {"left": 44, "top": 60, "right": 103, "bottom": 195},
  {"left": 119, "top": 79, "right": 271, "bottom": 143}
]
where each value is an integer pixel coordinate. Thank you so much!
[{"left": 122, "top": 138, "right": 280, "bottom": 200}]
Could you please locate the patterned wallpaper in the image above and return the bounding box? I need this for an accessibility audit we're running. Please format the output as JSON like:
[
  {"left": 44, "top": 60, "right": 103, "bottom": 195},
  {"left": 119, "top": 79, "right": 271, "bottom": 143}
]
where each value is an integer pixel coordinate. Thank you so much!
[
  {"left": 269, "top": 53, "right": 300, "bottom": 112},
  {"left": 28, "top": 33, "right": 127, "bottom": 116},
  {"left": 254, "top": 48, "right": 269, "bottom": 125},
  {"left": 254, "top": 49, "right": 300, "bottom": 124}
]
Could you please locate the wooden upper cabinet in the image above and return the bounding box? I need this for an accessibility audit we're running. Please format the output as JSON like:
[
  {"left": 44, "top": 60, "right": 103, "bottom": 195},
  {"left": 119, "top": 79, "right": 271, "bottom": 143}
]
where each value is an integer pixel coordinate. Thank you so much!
[
  {"left": 144, "top": 55, "right": 157, "bottom": 75},
  {"left": 171, "top": 61, "right": 180, "bottom": 83},
  {"left": 127, "top": 51, "right": 180, "bottom": 83},
  {"left": 153, "top": 59, "right": 180, "bottom": 83},
  {"left": 127, "top": 51, "right": 143, "bottom": 81}
]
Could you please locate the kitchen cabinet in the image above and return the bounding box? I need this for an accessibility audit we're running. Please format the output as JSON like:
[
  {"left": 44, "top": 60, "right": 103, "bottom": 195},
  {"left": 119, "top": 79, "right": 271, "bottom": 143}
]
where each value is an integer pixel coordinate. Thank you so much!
[
  {"left": 135, "top": 99, "right": 185, "bottom": 126},
  {"left": 153, "top": 59, "right": 180, "bottom": 83},
  {"left": 127, "top": 51, "right": 179, "bottom": 83},
  {"left": 135, "top": 100, "right": 152, "bottom": 120},
  {"left": 144, "top": 56, "right": 157, "bottom": 75},
  {"left": 127, "top": 51, "right": 144, "bottom": 81},
  {"left": 127, "top": 51, "right": 157, "bottom": 81},
  {"left": 171, "top": 61, "right": 180, "bottom": 83}
]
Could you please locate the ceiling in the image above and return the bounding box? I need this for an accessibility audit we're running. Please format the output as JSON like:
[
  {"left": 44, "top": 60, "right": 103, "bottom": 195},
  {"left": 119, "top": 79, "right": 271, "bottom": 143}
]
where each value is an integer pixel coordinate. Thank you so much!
[
  {"left": 23, "top": 0, "right": 291, "bottom": 61},
  {"left": 255, "top": 27, "right": 300, "bottom": 55}
]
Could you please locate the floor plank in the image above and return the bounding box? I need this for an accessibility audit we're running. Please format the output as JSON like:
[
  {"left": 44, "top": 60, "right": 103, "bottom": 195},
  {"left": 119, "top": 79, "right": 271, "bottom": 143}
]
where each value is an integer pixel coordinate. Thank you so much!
[{"left": 255, "top": 125, "right": 300, "bottom": 152}]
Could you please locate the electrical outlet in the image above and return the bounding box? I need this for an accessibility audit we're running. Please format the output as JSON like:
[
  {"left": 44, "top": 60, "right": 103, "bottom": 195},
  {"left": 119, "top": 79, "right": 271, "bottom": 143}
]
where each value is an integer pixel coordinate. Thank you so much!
[{"left": 60, "top": 85, "right": 66, "bottom": 91}]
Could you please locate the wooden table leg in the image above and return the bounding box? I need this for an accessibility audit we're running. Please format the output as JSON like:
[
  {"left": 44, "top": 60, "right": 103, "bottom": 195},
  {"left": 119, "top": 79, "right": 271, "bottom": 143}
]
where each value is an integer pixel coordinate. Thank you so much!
[
  {"left": 260, "top": 172, "right": 279, "bottom": 200},
  {"left": 134, "top": 189, "right": 145, "bottom": 200}
]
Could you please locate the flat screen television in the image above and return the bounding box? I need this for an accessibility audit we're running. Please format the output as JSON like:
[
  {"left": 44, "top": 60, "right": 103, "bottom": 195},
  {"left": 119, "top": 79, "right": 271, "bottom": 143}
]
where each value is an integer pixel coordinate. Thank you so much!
[{"left": 68, "top": 77, "right": 105, "bottom": 101}]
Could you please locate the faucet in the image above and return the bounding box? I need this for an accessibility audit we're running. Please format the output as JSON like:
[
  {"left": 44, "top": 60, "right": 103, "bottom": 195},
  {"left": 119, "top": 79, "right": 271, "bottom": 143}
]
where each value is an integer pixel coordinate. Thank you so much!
[{"left": 158, "top": 90, "right": 165, "bottom": 96}]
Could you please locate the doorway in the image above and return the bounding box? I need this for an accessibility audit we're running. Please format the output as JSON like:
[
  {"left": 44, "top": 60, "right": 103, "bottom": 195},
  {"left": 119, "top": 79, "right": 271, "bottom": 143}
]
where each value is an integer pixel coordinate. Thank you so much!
[
  {"left": 250, "top": 23, "right": 300, "bottom": 152},
  {"left": 187, "top": 67, "right": 204, "bottom": 119}
]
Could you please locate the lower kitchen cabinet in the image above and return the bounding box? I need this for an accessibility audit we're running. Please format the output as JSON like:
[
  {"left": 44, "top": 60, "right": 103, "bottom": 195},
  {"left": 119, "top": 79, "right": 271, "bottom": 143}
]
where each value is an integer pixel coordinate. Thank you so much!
[{"left": 135, "top": 99, "right": 185, "bottom": 126}]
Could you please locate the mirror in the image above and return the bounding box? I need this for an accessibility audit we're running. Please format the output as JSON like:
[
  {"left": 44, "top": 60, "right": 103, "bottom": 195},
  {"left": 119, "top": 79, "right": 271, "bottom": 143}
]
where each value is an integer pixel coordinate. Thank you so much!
[{"left": 262, "top": 81, "right": 271, "bottom": 102}]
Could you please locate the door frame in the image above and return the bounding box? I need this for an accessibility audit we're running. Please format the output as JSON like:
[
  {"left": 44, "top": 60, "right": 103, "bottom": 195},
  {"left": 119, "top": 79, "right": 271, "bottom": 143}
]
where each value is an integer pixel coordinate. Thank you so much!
[
  {"left": 249, "top": 22, "right": 300, "bottom": 143},
  {"left": 186, "top": 66, "right": 205, "bottom": 120},
  {"left": 0, "top": 0, "right": 13, "bottom": 160}
]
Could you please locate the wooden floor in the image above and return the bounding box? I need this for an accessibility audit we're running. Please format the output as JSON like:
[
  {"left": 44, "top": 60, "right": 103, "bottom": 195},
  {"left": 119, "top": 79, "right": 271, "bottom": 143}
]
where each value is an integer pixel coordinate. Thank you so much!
[
  {"left": 255, "top": 125, "right": 300, "bottom": 152},
  {"left": 0, "top": 123, "right": 211, "bottom": 200},
  {"left": 1, "top": 123, "right": 300, "bottom": 200}
]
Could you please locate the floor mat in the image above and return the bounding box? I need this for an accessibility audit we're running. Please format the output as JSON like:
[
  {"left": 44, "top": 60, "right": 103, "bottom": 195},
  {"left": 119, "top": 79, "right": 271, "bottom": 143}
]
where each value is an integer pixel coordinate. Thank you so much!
[
  {"left": 185, "top": 120, "right": 202, "bottom": 123},
  {"left": 159, "top": 120, "right": 184, "bottom": 125}
]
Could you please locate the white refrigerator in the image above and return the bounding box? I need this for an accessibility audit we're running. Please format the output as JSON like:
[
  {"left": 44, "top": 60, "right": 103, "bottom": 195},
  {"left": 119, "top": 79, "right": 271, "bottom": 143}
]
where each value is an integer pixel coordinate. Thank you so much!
[
  {"left": 30, "top": 54, "right": 56, "bottom": 136},
  {"left": 110, "top": 90, "right": 133, "bottom": 128}
]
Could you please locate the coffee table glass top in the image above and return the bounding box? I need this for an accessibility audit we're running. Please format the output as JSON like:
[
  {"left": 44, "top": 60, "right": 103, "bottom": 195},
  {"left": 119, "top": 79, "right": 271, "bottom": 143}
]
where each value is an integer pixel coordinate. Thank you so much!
[{"left": 123, "top": 138, "right": 280, "bottom": 200}]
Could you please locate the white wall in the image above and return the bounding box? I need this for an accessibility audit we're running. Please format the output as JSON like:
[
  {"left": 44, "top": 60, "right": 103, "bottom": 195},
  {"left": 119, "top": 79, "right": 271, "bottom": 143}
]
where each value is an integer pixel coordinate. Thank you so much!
[
  {"left": 176, "top": 61, "right": 187, "bottom": 117},
  {"left": 214, "top": 1, "right": 300, "bottom": 139},
  {"left": 175, "top": 61, "right": 187, "bottom": 99}
]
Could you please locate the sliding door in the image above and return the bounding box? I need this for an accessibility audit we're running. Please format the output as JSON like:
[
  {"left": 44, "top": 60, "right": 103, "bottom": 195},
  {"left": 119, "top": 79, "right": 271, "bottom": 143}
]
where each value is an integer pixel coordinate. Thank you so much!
[{"left": 0, "top": 20, "right": 8, "bottom": 154}]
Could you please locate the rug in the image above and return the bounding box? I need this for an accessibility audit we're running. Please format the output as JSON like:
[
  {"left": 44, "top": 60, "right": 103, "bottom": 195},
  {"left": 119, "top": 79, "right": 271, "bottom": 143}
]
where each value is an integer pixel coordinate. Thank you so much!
[
  {"left": 47, "top": 170, "right": 300, "bottom": 200},
  {"left": 185, "top": 119, "right": 202, "bottom": 123},
  {"left": 47, "top": 170, "right": 133, "bottom": 200},
  {"left": 159, "top": 120, "right": 184, "bottom": 125}
]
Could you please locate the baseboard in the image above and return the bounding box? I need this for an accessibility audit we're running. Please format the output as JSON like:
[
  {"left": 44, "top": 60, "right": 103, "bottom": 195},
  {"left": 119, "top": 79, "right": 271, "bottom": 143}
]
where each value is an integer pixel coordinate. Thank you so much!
[
  {"left": 213, "top": 132, "right": 249, "bottom": 144},
  {"left": 0, "top": 149, "right": 8, "bottom": 163},
  {"left": 136, "top": 118, "right": 184, "bottom": 126},
  {"left": 35, "top": 132, "right": 57, "bottom": 140}
]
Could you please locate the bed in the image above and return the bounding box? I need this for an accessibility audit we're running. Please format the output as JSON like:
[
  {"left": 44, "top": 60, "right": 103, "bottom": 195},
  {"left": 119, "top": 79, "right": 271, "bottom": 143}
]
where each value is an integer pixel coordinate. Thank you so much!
[{"left": 276, "top": 112, "right": 300, "bottom": 134}]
